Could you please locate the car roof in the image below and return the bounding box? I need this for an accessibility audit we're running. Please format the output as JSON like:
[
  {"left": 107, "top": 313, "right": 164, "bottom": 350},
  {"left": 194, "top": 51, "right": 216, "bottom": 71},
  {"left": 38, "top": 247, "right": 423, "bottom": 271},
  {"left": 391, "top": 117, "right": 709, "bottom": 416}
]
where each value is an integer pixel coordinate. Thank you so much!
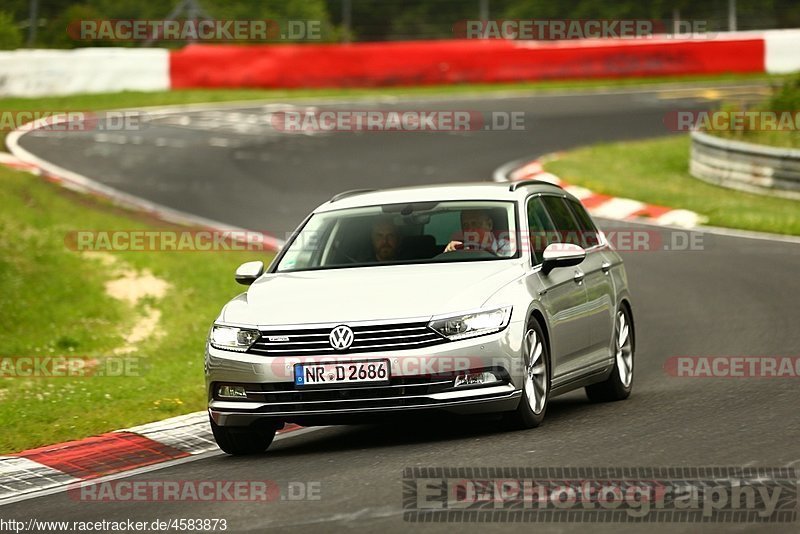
[{"left": 316, "top": 181, "right": 568, "bottom": 212}]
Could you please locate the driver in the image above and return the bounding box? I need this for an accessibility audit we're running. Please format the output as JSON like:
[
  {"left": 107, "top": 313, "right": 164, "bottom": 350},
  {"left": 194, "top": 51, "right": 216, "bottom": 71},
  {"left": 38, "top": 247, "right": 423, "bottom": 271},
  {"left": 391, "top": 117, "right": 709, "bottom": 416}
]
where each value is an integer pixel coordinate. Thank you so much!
[{"left": 444, "top": 209, "right": 511, "bottom": 255}]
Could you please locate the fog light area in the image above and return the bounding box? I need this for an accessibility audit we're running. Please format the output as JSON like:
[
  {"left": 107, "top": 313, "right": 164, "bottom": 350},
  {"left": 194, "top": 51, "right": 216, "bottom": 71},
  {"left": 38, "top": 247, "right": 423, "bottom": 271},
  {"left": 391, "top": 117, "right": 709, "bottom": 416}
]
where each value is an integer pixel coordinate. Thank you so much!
[{"left": 453, "top": 371, "right": 501, "bottom": 388}]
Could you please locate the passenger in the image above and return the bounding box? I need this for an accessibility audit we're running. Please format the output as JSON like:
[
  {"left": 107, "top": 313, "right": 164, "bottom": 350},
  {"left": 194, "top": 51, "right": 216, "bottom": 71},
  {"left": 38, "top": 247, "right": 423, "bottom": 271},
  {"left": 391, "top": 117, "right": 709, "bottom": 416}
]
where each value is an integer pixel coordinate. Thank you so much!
[{"left": 370, "top": 218, "right": 400, "bottom": 261}]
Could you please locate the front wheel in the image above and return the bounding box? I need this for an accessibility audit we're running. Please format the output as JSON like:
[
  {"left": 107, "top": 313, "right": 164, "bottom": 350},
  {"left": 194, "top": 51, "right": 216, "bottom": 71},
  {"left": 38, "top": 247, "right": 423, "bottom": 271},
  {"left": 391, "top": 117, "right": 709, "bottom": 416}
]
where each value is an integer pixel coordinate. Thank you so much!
[
  {"left": 585, "top": 305, "right": 634, "bottom": 402},
  {"left": 504, "top": 319, "right": 550, "bottom": 429},
  {"left": 211, "top": 419, "right": 277, "bottom": 455}
]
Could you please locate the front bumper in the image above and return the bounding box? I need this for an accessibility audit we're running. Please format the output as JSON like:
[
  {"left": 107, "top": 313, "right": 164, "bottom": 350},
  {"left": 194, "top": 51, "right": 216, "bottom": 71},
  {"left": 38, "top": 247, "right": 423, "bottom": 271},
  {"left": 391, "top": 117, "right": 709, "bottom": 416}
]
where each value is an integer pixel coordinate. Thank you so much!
[{"left": 206, "top": 322, "right": 525, "bottom": 426}]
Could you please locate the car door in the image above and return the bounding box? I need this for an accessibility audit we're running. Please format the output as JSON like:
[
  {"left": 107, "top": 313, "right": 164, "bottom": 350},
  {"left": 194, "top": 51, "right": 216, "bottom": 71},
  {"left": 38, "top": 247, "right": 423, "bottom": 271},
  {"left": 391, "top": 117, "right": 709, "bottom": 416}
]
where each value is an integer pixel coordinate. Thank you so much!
[
  {"left": 565, "top": 198, "right": 615, "bottom": 363},
  {"left": 524, "top": 195, "right": 590, "bottom": 380}
]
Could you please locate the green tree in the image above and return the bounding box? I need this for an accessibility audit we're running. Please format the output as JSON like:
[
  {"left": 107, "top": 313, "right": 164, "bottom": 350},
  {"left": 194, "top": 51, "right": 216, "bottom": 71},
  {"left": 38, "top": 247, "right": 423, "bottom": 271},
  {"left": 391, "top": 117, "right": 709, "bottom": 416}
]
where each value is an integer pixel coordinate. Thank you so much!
[{"left": 0, "top": 11, "right": 22, "bottom": 49}]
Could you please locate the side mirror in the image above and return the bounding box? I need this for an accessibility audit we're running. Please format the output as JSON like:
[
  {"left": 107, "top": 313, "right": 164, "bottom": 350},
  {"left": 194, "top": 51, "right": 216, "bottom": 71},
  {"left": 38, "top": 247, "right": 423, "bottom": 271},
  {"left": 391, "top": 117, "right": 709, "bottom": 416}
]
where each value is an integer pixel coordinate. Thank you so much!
[
  {"left": 235, "top": 261, "right": 264, "bottom": 286},
  {"left": 541, "top": 243, "right": 586, "bottom": 275}
]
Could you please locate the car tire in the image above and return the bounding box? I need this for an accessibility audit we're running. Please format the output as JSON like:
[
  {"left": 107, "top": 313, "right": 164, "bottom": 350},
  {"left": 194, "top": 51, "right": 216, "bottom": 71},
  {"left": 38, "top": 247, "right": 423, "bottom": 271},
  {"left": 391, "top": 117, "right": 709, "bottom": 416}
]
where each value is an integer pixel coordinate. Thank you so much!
[
  {"left": 504, "top": 318, "right": 550, "bottom": 429},
  {"left": 210, "top": 419, "right": 277, "bottom": 455},
  {"left": 585, "top": 305, "right": 634, "bottom": 402}
]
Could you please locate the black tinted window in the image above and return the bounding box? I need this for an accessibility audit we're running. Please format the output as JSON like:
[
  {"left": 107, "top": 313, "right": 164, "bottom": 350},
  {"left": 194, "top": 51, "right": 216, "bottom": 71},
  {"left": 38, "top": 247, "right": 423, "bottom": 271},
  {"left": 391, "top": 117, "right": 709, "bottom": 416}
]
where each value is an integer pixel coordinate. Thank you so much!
[
  {"left": 540, "top": 196, "right": 583, "bottom": 247},
  {"left": 526, "top": 197, "right": 556, "bottom": 264},
  {"left": 566, "top": 199, "right": 601, "bottom": 248}
]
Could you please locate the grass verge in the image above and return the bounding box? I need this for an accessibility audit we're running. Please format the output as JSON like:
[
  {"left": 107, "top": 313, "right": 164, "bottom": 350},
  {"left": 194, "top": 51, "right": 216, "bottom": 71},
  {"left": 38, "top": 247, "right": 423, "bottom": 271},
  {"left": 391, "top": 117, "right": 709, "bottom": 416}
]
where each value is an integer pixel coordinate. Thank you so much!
[
  {"left": 713, "top": 73, "right": 800, "bottom": 148},
  {"left": 545, "top": 135, "right": 800, "bottom": 236},
  {"left": 0, "top": 166, "right": 272, "bottom": 453}
]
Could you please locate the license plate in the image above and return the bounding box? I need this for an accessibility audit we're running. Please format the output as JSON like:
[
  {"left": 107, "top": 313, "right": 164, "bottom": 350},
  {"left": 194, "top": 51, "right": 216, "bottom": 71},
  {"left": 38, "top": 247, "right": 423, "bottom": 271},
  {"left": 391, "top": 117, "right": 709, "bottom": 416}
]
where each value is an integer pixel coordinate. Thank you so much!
[{"left": 294, "top": 360, "right": 390, "bottom": 387}]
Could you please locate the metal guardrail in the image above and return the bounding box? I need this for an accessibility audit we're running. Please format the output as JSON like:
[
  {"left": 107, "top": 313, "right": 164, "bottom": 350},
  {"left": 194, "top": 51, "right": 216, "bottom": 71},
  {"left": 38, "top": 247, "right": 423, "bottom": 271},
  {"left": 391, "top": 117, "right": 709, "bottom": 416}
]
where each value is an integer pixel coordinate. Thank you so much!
[{"left": 690, "top": 130, "right": 800, "bottom": 200}]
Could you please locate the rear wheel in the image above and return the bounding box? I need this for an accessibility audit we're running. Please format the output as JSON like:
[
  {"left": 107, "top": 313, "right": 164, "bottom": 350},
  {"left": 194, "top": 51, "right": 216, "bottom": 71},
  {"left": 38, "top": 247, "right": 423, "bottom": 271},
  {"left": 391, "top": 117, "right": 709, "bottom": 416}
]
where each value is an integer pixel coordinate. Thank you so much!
[
  {"left": 211, "top": 419, "right": 277, "bottom": 455},
  {"left": 504, "top": 318, "right": 549, "bottom": 429},
  {"left": 585, "top": 305, "right": 634, "bottom": 402}
]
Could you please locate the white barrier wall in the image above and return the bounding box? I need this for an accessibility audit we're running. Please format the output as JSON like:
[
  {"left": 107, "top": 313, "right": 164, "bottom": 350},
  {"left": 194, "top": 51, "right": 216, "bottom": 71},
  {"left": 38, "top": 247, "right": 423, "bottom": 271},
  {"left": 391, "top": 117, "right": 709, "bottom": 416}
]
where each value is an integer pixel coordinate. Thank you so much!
[
  {"left": 764, "top": 29, "right": 800, "bottom": 74},
  {"left": 0, "top": 48, "right": 169, "bottom": 97}
]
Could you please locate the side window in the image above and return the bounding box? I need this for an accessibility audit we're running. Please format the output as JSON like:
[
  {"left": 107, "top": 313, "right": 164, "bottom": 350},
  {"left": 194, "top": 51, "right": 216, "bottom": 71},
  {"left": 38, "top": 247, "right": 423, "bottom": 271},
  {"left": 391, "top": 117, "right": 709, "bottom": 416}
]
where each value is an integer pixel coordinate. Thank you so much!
[
  {"left": 526, "top": 196, "right": 556, "bottom": 264},
  {"left": 539, "top": 196, "right": 583, "bottom": 247},
  {"left": 566, "top": 199, "right": 601, "bottom": 248}
]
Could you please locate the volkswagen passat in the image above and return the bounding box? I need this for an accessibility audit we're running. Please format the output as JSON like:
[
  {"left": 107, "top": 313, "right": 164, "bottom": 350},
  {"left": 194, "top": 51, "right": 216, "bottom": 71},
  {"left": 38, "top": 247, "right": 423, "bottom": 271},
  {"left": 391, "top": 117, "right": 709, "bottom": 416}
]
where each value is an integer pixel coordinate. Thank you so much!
[{"left": 206, "top": 181, "right": 635, "bottom": 454}]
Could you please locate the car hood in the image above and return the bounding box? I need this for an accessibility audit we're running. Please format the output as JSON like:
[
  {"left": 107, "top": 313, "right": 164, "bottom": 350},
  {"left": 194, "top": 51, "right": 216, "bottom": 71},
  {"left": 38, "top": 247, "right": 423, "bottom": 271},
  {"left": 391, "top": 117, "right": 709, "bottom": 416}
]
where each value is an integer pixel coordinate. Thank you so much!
[{"left": 221, "top": 261, "right": 525, "bottom": 326}]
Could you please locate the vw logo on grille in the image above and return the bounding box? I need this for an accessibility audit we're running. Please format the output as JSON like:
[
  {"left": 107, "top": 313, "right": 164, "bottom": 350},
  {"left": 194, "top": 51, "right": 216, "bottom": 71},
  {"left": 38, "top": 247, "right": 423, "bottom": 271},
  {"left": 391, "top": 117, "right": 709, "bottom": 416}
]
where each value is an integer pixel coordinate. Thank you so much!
[{"left": 329, "top": 325, "right": 354, "bottom": 350}]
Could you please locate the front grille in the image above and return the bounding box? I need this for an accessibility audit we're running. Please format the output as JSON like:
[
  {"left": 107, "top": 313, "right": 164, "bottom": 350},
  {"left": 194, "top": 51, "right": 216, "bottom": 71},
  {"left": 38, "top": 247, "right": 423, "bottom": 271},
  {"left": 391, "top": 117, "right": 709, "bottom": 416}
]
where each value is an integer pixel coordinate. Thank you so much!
[{"left": 247, "top": 321, "right": 447, "bottom": 356}]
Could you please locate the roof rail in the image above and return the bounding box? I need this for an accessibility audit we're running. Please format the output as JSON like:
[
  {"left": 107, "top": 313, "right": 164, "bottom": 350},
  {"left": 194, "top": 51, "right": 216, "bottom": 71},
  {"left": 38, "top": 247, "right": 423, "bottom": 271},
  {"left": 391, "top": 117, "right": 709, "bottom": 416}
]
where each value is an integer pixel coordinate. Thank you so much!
[
  {"left": 508, "top": 179, "right": 564, "bottom": 192},
  {"left": 329, "top": 189, "right": 376, "bottom": 202}
]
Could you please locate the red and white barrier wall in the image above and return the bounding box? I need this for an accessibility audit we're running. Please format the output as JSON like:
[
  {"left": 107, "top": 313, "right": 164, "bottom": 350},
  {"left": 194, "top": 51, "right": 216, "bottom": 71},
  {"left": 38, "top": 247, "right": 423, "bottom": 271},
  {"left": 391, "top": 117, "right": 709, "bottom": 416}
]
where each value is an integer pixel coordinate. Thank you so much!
[{"left": 0, "top": 30, "right": 799, "bottom": 97}]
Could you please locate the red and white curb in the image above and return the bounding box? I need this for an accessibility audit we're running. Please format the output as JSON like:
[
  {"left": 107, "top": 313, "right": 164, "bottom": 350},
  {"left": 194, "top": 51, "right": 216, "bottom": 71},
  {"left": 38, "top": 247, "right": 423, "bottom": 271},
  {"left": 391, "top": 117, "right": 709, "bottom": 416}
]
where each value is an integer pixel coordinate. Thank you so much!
[
  {"left": 0, "top": 411, "right": 303, "bottom": 505},
  {"left": 496, "top": 156, "right": 705, "bottom": 229}
]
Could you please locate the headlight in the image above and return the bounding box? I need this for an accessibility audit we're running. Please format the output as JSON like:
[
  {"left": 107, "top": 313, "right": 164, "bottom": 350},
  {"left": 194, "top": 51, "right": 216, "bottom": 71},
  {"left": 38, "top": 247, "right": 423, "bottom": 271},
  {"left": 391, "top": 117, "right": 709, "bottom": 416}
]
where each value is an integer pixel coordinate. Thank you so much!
[
  {"left": 428, "top": 306, "right": 512, "bottom": 341},
  {"left": 209, "top": 324, "right": 260, "bottom": 352}
]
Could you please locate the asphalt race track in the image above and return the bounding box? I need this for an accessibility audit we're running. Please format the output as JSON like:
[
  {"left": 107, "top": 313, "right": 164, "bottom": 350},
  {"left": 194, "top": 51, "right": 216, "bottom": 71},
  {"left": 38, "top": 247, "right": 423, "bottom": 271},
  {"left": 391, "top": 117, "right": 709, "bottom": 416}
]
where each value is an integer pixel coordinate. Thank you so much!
[{"left": 6, "top": 83, "right": 800, "bottom": 533}]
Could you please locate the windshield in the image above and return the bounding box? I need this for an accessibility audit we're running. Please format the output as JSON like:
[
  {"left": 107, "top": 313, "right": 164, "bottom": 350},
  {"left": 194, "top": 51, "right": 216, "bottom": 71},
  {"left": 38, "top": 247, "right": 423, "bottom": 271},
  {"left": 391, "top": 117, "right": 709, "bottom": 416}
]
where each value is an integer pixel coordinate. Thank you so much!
[{"left": 275, "top": 200, "right": 518, "bottom": 272}]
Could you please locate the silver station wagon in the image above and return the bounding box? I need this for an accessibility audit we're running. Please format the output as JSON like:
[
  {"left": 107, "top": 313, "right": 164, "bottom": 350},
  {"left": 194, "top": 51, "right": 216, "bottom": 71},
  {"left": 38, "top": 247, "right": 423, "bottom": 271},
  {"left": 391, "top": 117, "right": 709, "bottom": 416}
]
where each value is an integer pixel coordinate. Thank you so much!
[{"left": 206, "top": 181, "right": 635, "bottom": 454}]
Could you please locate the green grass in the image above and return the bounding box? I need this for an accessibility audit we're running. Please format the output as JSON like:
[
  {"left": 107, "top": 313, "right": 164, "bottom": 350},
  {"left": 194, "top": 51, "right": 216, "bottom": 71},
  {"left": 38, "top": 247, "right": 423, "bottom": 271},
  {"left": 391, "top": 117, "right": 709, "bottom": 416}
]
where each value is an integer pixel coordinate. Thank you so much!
[
  {"left": 712, "top": 73, "right": 800, "bottom": 148},
  {"left": 717, "top": 129, "right": 800, "bottom": 149},
  {"left": 0, "top": 166, "right": 273, "bottom": 453},
  {"left": 545, "top": 135, "right": 800, "bottom": 236}
]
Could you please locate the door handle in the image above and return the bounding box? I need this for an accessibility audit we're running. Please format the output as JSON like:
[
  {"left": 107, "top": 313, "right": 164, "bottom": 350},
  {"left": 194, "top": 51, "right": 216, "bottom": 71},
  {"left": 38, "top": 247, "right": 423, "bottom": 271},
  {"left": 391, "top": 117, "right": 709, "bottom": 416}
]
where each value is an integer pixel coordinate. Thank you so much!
[
  {"left": 573, "top": 270, "right": 585, "bottom": 283},
  {"left": 601, "top": 261, "right": 612, "bottom": 274}
]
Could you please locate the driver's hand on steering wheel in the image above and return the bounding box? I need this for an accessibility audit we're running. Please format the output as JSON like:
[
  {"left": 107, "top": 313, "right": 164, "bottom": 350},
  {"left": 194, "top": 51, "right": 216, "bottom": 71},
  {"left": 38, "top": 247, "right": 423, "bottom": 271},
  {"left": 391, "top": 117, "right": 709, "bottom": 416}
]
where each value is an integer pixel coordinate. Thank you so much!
[{"left": 444, "top": 240, "right": 464, "bottom": 252}]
